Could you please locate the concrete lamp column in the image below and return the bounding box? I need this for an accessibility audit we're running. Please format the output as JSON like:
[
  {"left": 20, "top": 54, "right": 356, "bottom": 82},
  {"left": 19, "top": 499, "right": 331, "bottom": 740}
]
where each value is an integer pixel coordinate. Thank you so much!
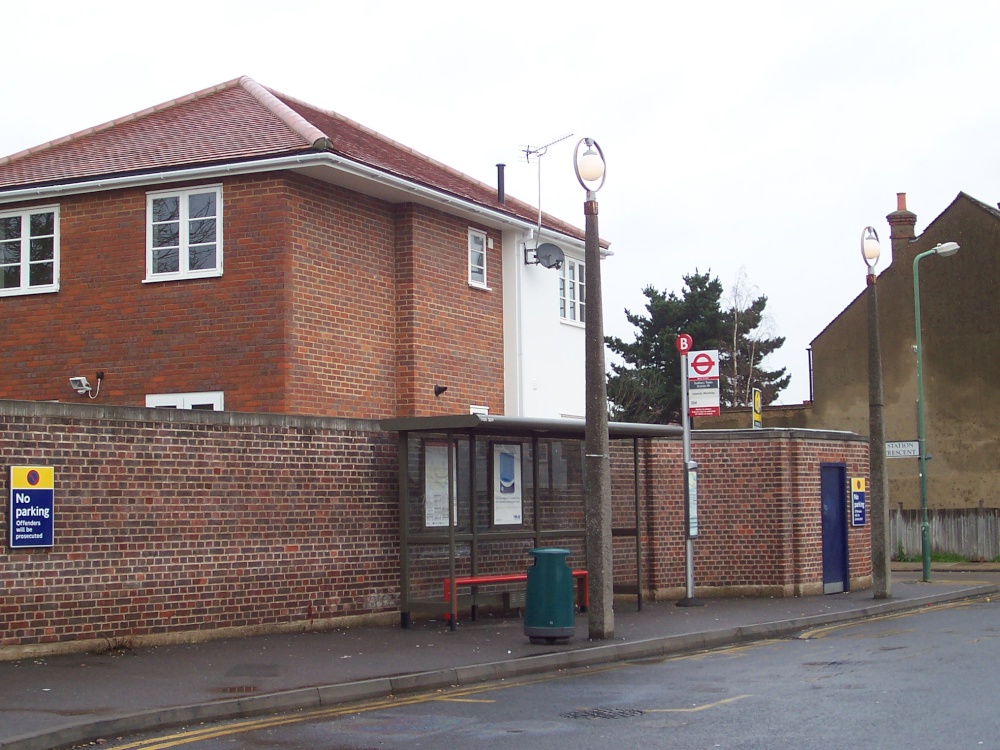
[
  {"left": 574, "top": 138, "right": 613, "bottom": 640},
  {"left": 861, "top": 226, "right": 890, "bottom": 599}
]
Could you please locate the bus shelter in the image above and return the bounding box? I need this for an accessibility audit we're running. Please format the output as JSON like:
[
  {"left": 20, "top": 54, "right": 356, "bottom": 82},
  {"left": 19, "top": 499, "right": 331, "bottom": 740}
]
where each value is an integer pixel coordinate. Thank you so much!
[{"left": 380, "top": 414, "right": 681, "bottom": 628}]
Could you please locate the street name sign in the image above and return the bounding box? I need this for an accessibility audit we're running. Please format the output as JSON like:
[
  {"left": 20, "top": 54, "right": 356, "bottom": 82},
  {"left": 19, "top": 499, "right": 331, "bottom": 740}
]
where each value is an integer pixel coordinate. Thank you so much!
[{"left": 885, "top": 440, "right": 919, "bottom": 458}]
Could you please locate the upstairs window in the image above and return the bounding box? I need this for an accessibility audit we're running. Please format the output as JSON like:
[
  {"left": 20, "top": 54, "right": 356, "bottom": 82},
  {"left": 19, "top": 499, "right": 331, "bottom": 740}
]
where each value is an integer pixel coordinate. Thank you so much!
[
  {"left": 559, "top": 258, "right": 585, "bottom": 323},
  {"left": 0, "top": 206, "right": 59, "bottom": 297},
  {"left": 146, "top": 186, "right": 223, "bottom": 282},
  {"left": 468, "top": 229, "right": 487, "bottom": 288}
]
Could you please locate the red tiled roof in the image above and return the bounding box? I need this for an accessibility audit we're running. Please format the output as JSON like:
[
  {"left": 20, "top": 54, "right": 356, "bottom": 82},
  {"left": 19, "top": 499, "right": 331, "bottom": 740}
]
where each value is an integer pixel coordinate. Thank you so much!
[
  {"left": 0, "top": 77, "right": 584, "bottom": 240},
  {"left": 0, "top": 79, "right": 311, "bottom": 187}
]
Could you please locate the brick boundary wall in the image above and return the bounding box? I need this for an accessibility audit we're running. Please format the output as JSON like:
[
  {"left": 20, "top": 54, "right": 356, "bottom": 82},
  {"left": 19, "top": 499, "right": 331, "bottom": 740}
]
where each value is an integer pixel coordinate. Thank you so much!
[
  {"left": 1, "top": 402, "right": 870, "bottom": 658},
  {"left": 0, "top": 401, "right": 398, "bottom": 659}
]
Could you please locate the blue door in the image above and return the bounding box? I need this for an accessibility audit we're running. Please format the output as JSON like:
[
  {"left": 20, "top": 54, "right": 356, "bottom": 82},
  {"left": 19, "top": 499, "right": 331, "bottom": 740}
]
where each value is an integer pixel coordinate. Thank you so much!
[{"left": 820, "top": 464, "right": 848, "bottom": 594}]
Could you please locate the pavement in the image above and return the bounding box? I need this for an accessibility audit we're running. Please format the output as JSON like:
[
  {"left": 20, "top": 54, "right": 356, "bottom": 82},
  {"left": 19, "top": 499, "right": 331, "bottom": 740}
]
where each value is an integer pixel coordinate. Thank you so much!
[{"left": 2, "top": 564, "right": 999, "bottom": 750}]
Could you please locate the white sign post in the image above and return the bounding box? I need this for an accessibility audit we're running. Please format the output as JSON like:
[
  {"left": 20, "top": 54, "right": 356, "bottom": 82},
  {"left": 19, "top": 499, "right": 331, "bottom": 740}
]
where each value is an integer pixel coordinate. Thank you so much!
[{"left": 677, "top": 335, "right": 703, "bottom": 607}]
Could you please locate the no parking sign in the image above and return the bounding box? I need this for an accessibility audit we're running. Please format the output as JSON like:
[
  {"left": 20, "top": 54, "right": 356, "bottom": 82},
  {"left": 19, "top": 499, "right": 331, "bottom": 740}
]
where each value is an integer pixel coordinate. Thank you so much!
[
  {"left": 9, "top": 466, "right": 54, "bottom": 548},
  {"left": 851, "top": 477, "right": 866, "bottom": 527}
]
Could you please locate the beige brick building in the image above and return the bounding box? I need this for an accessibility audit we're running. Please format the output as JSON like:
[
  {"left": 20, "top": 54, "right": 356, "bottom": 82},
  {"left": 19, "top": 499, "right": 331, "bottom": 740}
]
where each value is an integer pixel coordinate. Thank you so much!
[{"left": 710, "top": 192, "right": 1000, "bottom": 512}]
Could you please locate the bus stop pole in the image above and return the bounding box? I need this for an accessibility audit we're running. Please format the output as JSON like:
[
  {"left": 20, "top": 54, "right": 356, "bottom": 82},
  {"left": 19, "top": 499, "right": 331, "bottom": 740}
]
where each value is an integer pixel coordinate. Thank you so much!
[{"left": 677, "top": 337, "right": 703, "bottom": 607}]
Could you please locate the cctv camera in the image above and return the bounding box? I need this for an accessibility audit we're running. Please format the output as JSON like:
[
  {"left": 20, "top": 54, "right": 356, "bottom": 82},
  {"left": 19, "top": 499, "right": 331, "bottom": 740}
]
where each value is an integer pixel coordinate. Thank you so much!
[{"left": 69, "top": 376, "right": 91, "bottom": 394}]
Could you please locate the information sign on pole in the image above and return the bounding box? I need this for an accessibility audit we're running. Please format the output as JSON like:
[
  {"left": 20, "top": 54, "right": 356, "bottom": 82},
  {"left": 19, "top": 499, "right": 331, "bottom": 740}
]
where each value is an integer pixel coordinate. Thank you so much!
[
  {"left": 752, "top": 387, "right": 762, "bottom": 429},
  {"left": 851, "top": 477, "right": 867, "bottom": 527},
  {"left": 9, "top": 466, "right": 55, "bottom": 548},
  {"left": 684, "top": 461, "right": 699, "bottom": 538},
  {"left": 687, "top": 349, "right": 720, "bottom": 417}
]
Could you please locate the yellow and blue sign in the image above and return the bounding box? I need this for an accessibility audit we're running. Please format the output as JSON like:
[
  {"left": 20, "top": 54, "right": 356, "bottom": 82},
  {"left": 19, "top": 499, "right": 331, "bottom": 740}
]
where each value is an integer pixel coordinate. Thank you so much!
[
  {"left": 851, "top": 477, "right": 866, "bottom": 527},
  {"left": 9, "top": 466, "right": 54, "bottom": 548}
]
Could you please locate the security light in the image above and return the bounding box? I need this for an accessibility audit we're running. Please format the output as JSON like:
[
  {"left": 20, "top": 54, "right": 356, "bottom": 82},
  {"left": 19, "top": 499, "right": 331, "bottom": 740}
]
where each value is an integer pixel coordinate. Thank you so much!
[
  {"left": 69, "top": 376, "right": 91, "bottom": 394},
  {"left": 68, "top": 372, "right": 104, "bottom": 399}
]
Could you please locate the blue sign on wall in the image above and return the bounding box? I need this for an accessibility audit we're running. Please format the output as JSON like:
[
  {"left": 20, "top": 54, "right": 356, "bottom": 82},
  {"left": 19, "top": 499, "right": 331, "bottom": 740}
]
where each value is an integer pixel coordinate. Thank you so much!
[
  {"left": 9, "top": 466, "right": 54, "bottom": 548},
  {"left": 851, "top": 477, "right": 866, "bottom": 527}
]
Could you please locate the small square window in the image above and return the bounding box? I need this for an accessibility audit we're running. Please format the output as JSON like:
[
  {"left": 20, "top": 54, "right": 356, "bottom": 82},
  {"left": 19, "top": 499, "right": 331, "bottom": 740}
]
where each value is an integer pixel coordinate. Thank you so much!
[{"left": 146, "top": 186, "right": 222, "bottom": 282}]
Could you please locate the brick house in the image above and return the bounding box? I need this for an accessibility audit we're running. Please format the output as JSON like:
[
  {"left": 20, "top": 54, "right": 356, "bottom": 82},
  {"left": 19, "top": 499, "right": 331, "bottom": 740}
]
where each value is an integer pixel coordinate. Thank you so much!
[{"left": 0, "top": 76, "right": 593, "bottom": 419}]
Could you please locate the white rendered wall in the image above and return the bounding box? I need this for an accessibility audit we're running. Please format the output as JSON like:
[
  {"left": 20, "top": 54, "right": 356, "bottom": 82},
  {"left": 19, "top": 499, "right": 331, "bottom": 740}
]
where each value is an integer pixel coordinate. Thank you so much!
[{"left": 503, "top": 229, "right": 588, "bottom": 418}]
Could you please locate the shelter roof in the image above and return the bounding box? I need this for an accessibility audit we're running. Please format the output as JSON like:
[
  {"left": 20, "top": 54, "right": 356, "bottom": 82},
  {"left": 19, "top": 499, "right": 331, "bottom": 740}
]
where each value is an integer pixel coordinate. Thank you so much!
[{"left": 380, "top": 414, "right": 682, "bottom": 439}]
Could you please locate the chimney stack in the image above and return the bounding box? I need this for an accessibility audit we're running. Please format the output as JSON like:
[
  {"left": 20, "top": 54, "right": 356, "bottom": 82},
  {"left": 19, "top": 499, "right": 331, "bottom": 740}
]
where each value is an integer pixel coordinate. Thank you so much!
[
  {"left": 496, "top": 163, "right": 506, "bottom": 204},
  {"left": 886, "top": 191, "right": 917, "bottom": 257}
]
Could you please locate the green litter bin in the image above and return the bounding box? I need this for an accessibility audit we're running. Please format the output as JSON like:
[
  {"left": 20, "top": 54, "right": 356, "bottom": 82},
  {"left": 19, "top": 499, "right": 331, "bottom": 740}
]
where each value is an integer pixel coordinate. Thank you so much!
[{"left": 524, "top": 547, "right": 576, "bottom": 642}]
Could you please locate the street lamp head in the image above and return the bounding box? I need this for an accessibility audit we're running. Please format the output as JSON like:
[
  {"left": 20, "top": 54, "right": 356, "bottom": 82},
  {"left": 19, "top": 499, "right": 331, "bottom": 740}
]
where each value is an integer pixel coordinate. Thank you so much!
[
  {"left": 933, "top": 241, "right": 960, "bottom": 257},
  {"left": 861, "top": 226, "right": 880, "bottom": 270},
  {"left": 574, "top": 138, "right": 606, "bottom": 192}
]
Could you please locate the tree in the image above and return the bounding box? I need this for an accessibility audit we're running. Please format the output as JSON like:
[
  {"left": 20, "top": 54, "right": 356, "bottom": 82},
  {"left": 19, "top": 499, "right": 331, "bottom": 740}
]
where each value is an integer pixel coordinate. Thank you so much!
[
  {"left": 719, "top": 268, "right": 791, "bottom": 408},
  {"left": 606, "top": 270, "right": 789, "bottom": 422},
  {"left": 606, "top": 272, "right": 726, "bottom": 423}
]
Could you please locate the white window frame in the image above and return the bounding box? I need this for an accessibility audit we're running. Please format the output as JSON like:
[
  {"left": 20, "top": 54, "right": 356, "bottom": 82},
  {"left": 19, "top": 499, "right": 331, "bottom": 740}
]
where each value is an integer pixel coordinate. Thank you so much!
[
  {"left": 145, "top": 185, "right": 223, "bottom": 282},
  {"left": 559, "top": 257, "right": 585, "bottom": 324},
  {"left": 468, "top": 228, "right": 488, "bottom": 289},
  {"left": 470, "top": 404, "right": 490, "bottom": 415},
  {"left": 0, "top": 205, "right": 60, "bottom": 297},
  {"left": 146, "top": 391, "right": 225, "bottom": 410}
]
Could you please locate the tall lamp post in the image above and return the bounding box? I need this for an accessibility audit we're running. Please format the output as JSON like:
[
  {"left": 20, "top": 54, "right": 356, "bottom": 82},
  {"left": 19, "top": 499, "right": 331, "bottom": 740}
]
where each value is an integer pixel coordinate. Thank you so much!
[
  {"left": 574, "top": 137, "right": 613, "bottom": 640},
  {"left": 913, "top": 241, "right": 959, "bottom": 583},
  {"left": 862, "top": 226, "right": 891, "bottom": 599}
]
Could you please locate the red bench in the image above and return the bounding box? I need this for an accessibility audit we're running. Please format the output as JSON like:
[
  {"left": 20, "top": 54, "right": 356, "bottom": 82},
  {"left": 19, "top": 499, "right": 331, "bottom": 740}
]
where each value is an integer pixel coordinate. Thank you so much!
[{"left": 443, "top": 570, "right": 588, "bottom": 622}]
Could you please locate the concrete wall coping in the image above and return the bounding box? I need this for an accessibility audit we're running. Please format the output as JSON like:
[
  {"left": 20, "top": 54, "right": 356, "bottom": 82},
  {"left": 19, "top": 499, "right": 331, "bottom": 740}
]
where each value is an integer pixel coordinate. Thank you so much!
[
  {"left": 0, "top": 399, "right": 381, "bottom": 433},
  {"left": 692, "top": 427, "right": 865, "bottom": 444}
]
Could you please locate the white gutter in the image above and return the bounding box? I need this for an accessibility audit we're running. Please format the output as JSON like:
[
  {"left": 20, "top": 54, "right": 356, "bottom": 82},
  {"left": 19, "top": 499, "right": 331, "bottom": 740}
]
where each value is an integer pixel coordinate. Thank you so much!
[{"left": 0, "top": 151, "right": 588, "bottom": 249}]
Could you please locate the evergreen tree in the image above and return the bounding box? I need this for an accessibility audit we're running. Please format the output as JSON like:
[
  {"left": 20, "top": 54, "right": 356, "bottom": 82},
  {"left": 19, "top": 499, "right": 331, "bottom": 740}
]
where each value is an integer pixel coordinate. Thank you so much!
[
  {"left": 606, "top": 270, "right": 789, "bottom": 422},
  {"left": 606, "top": 272, "right": 726, "bottom": 423}
]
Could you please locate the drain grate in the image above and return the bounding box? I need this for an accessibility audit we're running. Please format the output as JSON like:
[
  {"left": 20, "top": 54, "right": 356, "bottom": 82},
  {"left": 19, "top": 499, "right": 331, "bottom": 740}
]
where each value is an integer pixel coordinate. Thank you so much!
[
  {"left": 561, "top": 707, "right": 645, "bottom": 720},
  {"left": 216, "top": 685, "right": 259, "bottom": 694}
]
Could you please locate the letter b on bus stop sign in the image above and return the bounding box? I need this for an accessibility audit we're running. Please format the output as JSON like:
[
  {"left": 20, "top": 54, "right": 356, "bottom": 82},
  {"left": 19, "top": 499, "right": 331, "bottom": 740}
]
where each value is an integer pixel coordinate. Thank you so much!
[{"left": 676, "top": 334, "right": 693, "bottom": 354}]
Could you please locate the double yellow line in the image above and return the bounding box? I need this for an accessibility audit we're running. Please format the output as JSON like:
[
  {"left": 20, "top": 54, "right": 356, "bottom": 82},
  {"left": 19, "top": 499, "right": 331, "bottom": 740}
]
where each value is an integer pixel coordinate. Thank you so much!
[
  {"left": 797, "top": 598, "right": 977, "bottom": 640},
  {"left": 108, "top": 644, "right": 766, "bottom": 749},
  {"left": 110, "top": 683, "right": 508, "bottom": 750}
]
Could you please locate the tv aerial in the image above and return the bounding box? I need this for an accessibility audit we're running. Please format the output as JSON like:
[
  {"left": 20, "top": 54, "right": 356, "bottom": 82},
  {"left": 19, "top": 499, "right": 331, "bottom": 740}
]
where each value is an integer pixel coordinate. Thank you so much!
[{"left": 521, "top": 133, "right": 572, "bottom": 270}]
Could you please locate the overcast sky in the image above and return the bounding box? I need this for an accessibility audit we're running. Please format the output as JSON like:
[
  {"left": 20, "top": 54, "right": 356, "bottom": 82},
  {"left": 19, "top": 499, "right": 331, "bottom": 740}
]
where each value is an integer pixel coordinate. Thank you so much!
[{"left": 4, "top": 1, "right": 998, "bottom": 403}]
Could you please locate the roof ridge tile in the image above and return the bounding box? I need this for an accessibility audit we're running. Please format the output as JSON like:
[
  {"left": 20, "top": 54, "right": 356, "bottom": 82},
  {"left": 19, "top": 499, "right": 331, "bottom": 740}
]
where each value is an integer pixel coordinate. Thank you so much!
[{"left": 238, "top": 77, "right": 328, "bottom": 149}]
